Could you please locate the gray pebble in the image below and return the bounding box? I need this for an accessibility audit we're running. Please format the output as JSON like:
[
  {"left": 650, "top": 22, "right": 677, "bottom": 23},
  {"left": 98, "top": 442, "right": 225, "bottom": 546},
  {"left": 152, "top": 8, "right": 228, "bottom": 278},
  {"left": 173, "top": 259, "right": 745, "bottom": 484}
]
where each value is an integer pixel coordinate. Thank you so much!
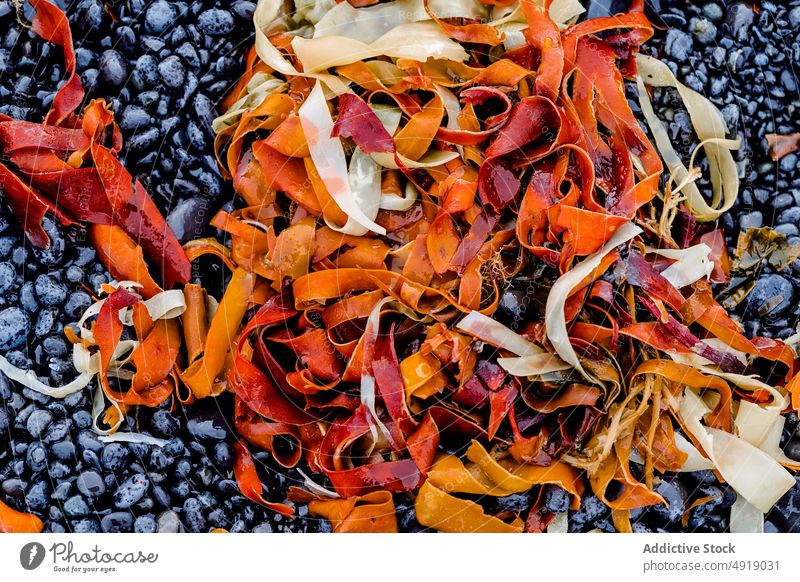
[
  {"left": 64, "top": 495, "right": 89, "bottom": 517},
  {"left": 689, "top": 17, "right": 717, "bottom": 44},
  {"left": 114, "top": 474, "right": 150, "bottom": 509},
  {"left": 76, "top": 470, "right": 106, "bottom": 497},
  {"left": 99, "top": 49, "right": 128, "bottom": 87},
  {"left": 0, "top": 307, "right": 30, "bottom": 350},
  {"left": 157, "top": 509, "right": 182, "bottom": 533},
  {"left": 134, "top": 515, "right": 157, "bottom": 533},
  {"left": 739, "top": 210, "right": 763, "bottom": 230},
  {"left": 26, "top": 409, "right": 54, "bottom": 439},
  {"left": 665, "top": 29, "right": 693, "bottom": 62},
  {"left": 101, "top": 512, "right": 134, "bottom": 533}
]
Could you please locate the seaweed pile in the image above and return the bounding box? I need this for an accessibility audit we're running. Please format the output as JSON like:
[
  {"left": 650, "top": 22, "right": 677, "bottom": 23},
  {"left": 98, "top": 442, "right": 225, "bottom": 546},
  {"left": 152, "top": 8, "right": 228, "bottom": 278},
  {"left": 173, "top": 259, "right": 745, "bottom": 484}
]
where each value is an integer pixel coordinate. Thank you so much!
[{"left": 0, "top": 0, "right": 799, "bottom": 534}]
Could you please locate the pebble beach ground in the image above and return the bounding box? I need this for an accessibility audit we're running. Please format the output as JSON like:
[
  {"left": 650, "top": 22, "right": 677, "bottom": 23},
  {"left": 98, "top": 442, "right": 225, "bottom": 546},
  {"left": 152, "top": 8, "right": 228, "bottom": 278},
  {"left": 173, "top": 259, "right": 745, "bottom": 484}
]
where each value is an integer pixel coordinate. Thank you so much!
[{"left": 0, "top": 0, "right": 798, "bottom": 533}]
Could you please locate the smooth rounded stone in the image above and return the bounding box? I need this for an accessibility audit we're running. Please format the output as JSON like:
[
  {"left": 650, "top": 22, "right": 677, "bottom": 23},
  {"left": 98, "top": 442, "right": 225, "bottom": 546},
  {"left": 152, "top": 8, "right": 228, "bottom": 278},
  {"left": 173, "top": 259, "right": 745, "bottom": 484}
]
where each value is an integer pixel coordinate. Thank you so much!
[
  {"left": 0, "top": 307, "right": 30, "bottom": 349},
  {"left": 127, "top": 127, "right": 159, "bottom": 151},
  {"left": 778, "top": 207, "right": 800, "bottom": 225},
  {"left": 119, "top": 105, "right": 151, "bottom": 132},
  {"left": 781, "top": 154, "right": 798, "bottom": 174},
  {"left": 132, "top": 54, "right": 159, "bottom": 89},
  {"left": 16, "top": 404, "right": 36, "bottom": 429},
  {"left": 26, "top": 409, "right": 54, "bottom": 439},
  {"left": 745, "top": 274, "right": 794, "bottom": 318},
  {"left": 114, "top": 474, "right": 150, "bottom": 509},
  {"left": 702, "top": 2, "right": 723, "bottom": 21},
  {"left": 252, "top": 521, "right": 274, "bottom": 533},
  {"left": 99, "top": 49, "right": 128, "bottom": 87},
  {"left": 158, "top": 55, "right": 186, "bottom": 89},
  {"left": 689, "top": 17, "right": 716, "bottom": 44},
  {"left": 34, "top": 274, "right": 67, "bottom": 306},
  {"left": 774, "top": 480, "right": 800, "bottom": 532},
  {"left": 80, "top": 67, "right": 101, "bottom": 94},
  {"left": 776, "top": 224, "right": 799, "bottom": 237},
  {"left": 774, "top": 193, "right": 795, "bottom": 209},
  {"left": 49, "top": 461, "right": 70, "bottom": 479},
  {"left": 649, "top": 477, "right": 687, "bottom": 523},
  {"left": 64, "top": 291, "right": 92, "bottom": 320},
  {"left": 32, "top": 216, "right": 65, "bottom": 266},
  {"left": 6, "top": 392, "right": 25, "bottom": 413},
  {"left": 73, "top": 246, "right": 96, "bottom": 267},
  {"left": 134, "top": 514, "right": 157, "bottom": 533},
  {"left": 196, "top": 466, "right": 214, "bottom": 487},
  {"left": 207, "top": 508, "right": 226, "bottom": 529},
  {"left": 157, "top": 509, "right": 182, "bottom": 533},
  {"left": 726, "top": 1, "right": 754, "bottom": 41},
  {"left": 738, "top": 210, "right": 763, "bottom": 230},
  {"left": 173, "top": 458, "right": 192, "bottom": 479},
  {"left": 186, "top": 400, "right": 229, "bottom": 442},
  {"left": 50, "top": 439, "right": 76, "bottom": 461},
  {"left": 73, "top": 410, "right": 92, "bottom": 429},
  {"left": 781, "top": 70, "right": 798, "bottom": 94},
  {"left": 42, "top": 336, "right": 67, "bottom": 358},
  {"left": 43, "top": 418, "right": 70, "bottom": 442},
  {"left": 65, "top": 265, "right": 84, "bottom": 284},
  {"left": 20, "top": 282, "right": 38, "bottom": 313},
  {"left": 26, "top": 442, "right": 48, "bottom": 473},
  {"left": 26, "top": 480, "right": 49, "bottom": 511},
  {"left": 72, "top": 519, "right": 101, "bottom": 533},
  {"left": 176, "top": 42, "right": 200, "bottom": 70},
  {"left": 0, "top": 261, "right": 15, "bottom": 294},
  {"left": 148, "top": 410, "right": 179, "bottom": 437},
  {"left": 166, "top": 197, "right": 214, "bottom": 244},
  {"left": 2, "top": 478, "right": 27, "bottom": 496},
  {"left": 100, "top": 443, "right": 129, "bottom": 472},
  {"left": 152, "top": 485, "right": 171, "bottom": 508},
  {"left": 790, "top": 7, "right": 800, "bottom": 27},
  {"left": 82, "top": 449, "right": 102, "bottom": 472},
  {"left": 74, "top": 0, "right": 104, "bottom": 32},
  {"left": 163, "top": 437, "right": 185, "bottom": 457},
  {"left": 569, "top": 494, "right": 609, "bottom": 531},
  {"left": 785, "top": 439, "right": 800, "bottom": 462},
  {"left": 64, "top": 390, "right": 88, "bottom": 410},
  {"left": 709, "top": 76, "right": 727, "bottom": 97},
  {"left": 34, "top": 308, "right": 58, "bottom": 338},
  {"left": 63, "top": 495, "right": 90, "bottom": 517},
  {"left": 231, "top": 0, "right": 256, "bottom": 20},
  {"left": 101, "top": 512, "right": 134, "bottom": 533},
  {"left": 149, "top": 449, "right": 172, "bottom": 470},
  {"left": 76, "top": 470, "right": 106, "bottom": 498},
  {"left": 197, "top": 8, "right": 235, "bottom": 36},
  {"left": 197, "top": 170, "right": 223, "bottom": 198},
  {"left": 183, "top": 497, "right": 207, "bottom": 532},
  {"left": 128, "top": 441, "right": 152, "bottom": 459},
  {"left": 213, "top": 442, "right": 233, "bottom": 468},
  {"left": 144, "top": 0, "right": 177, "bottom": 34},
  {"left": 687, "top": 511, "right": 727, "bottom": 533},
  {"left": 77, "top": 429, "right": 104, "bottom": 453},
  {"left": 193, "top": 92, "right": 215, "bottom": 123},
  {"left": 114, "top": 25, "right": 136, "bottom": 54},
  {"left": 138, "top": 34, "right": 165, "bottom": 54},
  {"left": 10, "top": 246, "right": 24, "bottom": 267},
  {"left": 186, "top": 120, "right": 207, "bottom": 149},
  {"left": 664, "top": 29, "right": 693, "bottom": 62},
  {"left": 171, "top": 480, "right": 191, "bottom": 499}
]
